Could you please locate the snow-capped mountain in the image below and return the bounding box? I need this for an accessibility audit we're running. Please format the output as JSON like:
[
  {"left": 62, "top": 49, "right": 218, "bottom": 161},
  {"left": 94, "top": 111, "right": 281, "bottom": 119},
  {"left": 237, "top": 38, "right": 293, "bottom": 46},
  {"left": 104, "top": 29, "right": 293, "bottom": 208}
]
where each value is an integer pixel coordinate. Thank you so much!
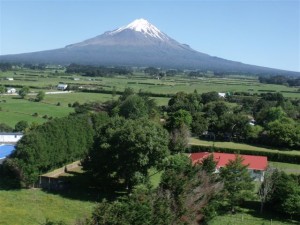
[
  {"left": 0, "top": 18, "right": 299, "bottom": 76},
  {"left": 66, "top": 18, "right": 192, "bottom": 51},
  {"left": 110, "top": 18, "right": 169, "bottom": 41}
]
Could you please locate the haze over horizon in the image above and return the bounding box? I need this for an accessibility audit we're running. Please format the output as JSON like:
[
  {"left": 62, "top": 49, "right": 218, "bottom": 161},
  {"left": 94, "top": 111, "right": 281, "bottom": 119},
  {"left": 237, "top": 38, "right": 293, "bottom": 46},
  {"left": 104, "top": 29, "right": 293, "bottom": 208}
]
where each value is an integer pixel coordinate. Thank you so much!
[{"left": 0, "top": 0, "right": 299, "bottom": 72}]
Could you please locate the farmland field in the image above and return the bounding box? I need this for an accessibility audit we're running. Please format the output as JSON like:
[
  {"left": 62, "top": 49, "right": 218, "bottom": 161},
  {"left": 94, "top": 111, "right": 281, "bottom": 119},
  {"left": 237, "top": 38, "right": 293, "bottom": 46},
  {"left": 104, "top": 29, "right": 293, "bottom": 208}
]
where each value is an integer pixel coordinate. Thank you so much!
[
  {"left": 1, "top": 69, "right": 299, "bottom": 97},
  {"left": 1, "top": 68, "right": 299, "bottom": 127}
]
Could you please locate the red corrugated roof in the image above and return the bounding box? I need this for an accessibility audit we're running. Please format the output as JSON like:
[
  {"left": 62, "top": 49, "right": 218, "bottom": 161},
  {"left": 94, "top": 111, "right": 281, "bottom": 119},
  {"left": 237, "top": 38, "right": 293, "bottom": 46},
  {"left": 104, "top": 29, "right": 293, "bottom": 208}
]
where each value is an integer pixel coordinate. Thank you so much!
[{"left": 190, "top": 152, "right": 268, "bottom": 171}]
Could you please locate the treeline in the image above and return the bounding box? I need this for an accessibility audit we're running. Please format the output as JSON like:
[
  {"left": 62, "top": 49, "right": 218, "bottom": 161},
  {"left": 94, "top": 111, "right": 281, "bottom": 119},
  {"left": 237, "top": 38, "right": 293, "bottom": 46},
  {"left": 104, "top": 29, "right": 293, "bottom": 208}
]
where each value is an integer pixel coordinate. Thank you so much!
[
  {"left": 165, "top": 91, "right": 300, "bottom": 150},
  {"left": 65, "top": 63, "right": 132, "bottom": 76},
  {"left": 3, "top": 114, "right": 97, "bottom": 185},
  {"left": 259, "top": 75, "right": 300, "bottom": 87},
  {"left": 0, "top": 63, "right": 13, "bottom": 71}
]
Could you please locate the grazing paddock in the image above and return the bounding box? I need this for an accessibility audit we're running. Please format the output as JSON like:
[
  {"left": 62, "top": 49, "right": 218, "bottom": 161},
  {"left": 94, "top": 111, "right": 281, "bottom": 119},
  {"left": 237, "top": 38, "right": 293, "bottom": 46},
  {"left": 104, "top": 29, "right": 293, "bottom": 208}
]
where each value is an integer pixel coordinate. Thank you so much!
[{"left": 0, "top": 96, "right": 73, "bottom": 127}]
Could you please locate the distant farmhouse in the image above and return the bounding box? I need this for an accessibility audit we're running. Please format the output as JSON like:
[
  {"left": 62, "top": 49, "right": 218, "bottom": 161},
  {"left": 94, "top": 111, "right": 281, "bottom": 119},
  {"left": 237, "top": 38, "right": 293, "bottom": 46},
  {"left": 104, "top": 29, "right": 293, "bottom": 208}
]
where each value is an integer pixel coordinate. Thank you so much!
[
  {"left": 6, "top": 88, "right": 16, "bottom": 94},
  {"left": 190, "top": 152, "right": 268, "bottom": 182},
  {"left": 0, "top": 132, "right": 23, "bottom": 144},
  {"left": 218, "top": 92, "right": 226, "bottom": 98},
  {"left": 57, "top": 84, "right": 68, "bottom": 91},
  {"left": 6, "top": 77, "right": 14, "bottom": 81}
]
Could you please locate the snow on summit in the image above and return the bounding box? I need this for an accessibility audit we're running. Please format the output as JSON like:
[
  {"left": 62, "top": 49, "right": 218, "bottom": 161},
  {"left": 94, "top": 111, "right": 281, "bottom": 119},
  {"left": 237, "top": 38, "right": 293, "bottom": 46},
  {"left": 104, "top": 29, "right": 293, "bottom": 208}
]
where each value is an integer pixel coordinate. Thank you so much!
[{"left": 110, "top": 18, "right": 169, "bottom": 40}]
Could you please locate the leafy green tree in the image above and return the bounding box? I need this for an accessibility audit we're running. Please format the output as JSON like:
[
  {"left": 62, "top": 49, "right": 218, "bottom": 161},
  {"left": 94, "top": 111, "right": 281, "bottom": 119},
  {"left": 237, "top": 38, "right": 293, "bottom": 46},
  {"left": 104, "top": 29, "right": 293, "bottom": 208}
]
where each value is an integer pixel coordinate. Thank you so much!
[
  {"left": 168, "top": 91, "right": 202, "bottom": 114},
  {"left": 266, "top": 118, "right": 300, "bottom": 148},
  {"left": 5, "top": 115, "right": 95, "bottom": 186},
  {"left": 90, "top": 185, "right": 153, "bottom": 225},
  {"left": 201, "top": 91, "right": 220, "bottom": 104},
  {"left": 0, "top": 123, "right": 13, "bottom": 132},
  {"left": 191, "top": 112, "right": 208, "bottom": 137},
  {"left": 267, "top": 171, "right": 300, "bottom": 218},
  {"left": 244, "top": 124, "right": 263, "bottom": 142},
  {"left": 200, "top": 154, "right": 217, "bottom": 174},
  {"left": 169, "top": 124, "right": 190, "bottom": 153},
  {"left": 220, "top": 155, "right": 254, "bottom": 210},
  {"left": 119, "top": 87, "right": 134, "bottom": 101},
  {"left": 35, "top": 90, "right": 45, "bottom": 102},
  {"left": 0, "top": 85, "right": 6, "bottom": 94},
  {"left": 85, "top": 117, "right": 169, "bottom": 190},
  {"left": 14, "top": 120, "right": 29, "bottom": 132},
  {"left": 166, "top": 109, "right": 192, "bottom": 130},
  {"left": 256, "top": 106, "right": 287, "bottom": 126},
  {"left": 18, "top": 86, "right": 30, "bottom": 99},
  {"left": 119, "top": 95, "right": 148, "bottom": 119}
]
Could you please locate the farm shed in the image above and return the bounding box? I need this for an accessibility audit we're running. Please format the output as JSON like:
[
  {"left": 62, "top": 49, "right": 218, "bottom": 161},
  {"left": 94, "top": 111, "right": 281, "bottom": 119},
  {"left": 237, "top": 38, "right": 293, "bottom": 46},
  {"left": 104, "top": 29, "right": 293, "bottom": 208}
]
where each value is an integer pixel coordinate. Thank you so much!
[{"left": 190, "top": 152, "right": 268, "bottom": 182}]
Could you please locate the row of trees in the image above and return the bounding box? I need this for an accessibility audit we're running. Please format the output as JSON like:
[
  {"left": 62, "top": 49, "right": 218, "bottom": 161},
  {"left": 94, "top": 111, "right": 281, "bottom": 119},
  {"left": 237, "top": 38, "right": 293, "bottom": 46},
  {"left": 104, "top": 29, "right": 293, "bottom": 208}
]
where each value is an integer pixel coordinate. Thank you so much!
[
  {"left": 3, "top": 114, "right": 97, "bottom": 185},
  {"left": 259, "top": 75, "right": 300, "bottom": 87},
  {"left": 165, "top": 91, "right": 300, "bottom": 149},
  {"left": 65, "top": 64, "right": 132, "bottom": 76}
]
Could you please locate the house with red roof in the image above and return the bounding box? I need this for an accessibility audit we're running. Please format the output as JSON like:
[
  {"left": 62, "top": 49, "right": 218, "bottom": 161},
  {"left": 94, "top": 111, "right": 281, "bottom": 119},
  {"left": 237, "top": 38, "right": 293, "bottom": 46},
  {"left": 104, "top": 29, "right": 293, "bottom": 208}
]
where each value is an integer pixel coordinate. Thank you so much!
[{"left": 190, "top": 152, "right": 268, "bottom": 181}]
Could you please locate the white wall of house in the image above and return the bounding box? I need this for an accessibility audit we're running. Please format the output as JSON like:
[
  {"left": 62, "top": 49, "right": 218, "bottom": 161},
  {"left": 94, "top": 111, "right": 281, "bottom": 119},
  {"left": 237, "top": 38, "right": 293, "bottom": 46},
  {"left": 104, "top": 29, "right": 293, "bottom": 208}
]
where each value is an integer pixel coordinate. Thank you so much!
[
  {"left": 214, "top": 167, "right": 265, "bottom": 182},
  {"left": 0, "top": 133, "right": 23, "bottom": 143}
]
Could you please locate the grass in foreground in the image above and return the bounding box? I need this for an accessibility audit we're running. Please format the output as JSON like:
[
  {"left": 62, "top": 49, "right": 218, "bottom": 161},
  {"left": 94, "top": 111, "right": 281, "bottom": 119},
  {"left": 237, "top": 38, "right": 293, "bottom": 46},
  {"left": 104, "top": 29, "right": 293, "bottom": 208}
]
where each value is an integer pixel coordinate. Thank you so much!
[
  {"left": 0, "top": 187, "right": 95, "bottom": 225},
  {"left": 208, "top": 202, "right": 299, "bottom": 225}
]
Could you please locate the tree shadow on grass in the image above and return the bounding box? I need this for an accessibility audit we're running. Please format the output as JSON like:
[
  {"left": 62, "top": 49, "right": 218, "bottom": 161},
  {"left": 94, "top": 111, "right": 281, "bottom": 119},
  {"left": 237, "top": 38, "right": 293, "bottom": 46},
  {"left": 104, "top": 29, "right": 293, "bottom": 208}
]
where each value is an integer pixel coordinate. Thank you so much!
[
  {"left": 41, "top": 170, "right": 125, "bottom": 202},
  {"left": 0, "top": 177, "right": 21, "bottom": 190}
]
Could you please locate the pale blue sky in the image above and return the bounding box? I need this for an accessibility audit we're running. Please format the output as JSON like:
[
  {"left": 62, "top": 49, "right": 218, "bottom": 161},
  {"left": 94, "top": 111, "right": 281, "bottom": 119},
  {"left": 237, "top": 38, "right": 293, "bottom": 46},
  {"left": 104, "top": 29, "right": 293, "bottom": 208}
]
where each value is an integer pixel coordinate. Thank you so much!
[{"left": 0, "top": 0, "right": 299, "bottom": 72}]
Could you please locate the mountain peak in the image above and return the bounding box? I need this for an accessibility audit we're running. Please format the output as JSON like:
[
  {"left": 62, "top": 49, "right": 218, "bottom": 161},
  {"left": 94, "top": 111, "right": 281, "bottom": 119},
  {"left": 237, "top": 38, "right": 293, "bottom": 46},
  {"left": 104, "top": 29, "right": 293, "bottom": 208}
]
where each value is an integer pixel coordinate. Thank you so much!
[{"left": 110, "top": 18, "right": 169, "bottom": 40}]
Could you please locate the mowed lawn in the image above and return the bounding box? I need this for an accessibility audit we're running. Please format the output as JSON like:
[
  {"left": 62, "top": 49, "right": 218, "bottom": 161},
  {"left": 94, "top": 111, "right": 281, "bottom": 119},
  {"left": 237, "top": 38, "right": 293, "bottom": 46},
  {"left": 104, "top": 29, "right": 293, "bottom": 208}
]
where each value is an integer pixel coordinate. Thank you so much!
[{"left": 0, "top": 188, "right": 96, "bottom": 225}]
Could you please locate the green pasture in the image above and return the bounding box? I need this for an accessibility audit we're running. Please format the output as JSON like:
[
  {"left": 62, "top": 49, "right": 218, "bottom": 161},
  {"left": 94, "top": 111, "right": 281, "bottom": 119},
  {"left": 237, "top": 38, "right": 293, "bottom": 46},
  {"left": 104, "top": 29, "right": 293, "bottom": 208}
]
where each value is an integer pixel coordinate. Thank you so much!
[
  {"left": 189, "top": 138, "right": 300, "bottom": 156},
  {"left": 43, "top": 92, "right": 118, "bottom": 105},
  {"left": 0, "top": 95, "right": 73, "bottom": 127},
  {"left": 269, "top": 161, "right": 300, "bottom": 174}
]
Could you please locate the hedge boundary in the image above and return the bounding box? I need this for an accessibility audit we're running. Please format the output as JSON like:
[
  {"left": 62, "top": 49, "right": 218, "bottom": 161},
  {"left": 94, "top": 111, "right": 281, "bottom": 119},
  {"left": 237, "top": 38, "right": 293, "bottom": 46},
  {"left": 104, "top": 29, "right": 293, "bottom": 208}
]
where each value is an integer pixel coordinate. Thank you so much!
[{"left": 189, "top": 145, "right": 300, "bottom": 164}]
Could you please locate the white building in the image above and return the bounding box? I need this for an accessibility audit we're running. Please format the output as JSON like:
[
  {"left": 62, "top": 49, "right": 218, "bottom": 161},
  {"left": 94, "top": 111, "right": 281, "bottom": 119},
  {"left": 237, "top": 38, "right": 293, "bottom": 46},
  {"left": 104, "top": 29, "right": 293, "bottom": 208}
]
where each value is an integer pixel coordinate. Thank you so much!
[
  {"left": 0, "top": 132, "right": 23, "bottom": 143},
  {"left": 218, "top": 92, "right": 226, "bottom": 98},
  {"left": 7, "top": 88, "right": 16, "bottom": 94},
  {"left": 57, "top": 84, "right": 68, "bottom": 91},
  {"left": 6, "top": 78, "right": 14, "bottom": 81}
]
